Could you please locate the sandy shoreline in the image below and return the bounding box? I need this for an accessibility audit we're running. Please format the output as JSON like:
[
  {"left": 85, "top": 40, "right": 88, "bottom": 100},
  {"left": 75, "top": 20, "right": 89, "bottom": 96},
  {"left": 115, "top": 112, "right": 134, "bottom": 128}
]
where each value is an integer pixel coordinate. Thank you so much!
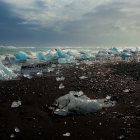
[{"left": 0, "top": 61, "right": 140, "bottom": 140}]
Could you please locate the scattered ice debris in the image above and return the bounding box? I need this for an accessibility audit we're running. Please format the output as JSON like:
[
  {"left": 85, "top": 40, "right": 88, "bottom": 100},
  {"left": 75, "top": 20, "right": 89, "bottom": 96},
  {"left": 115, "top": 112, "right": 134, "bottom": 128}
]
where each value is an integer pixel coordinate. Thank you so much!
[
  {"left": 56, "top": 76, "right": 65, "bottom": 81},
  {"left": 49, "top": 91, "right": 116, "bottom": 116},
  {"left": 0, "top": 61, "right": 17, "bottom": 80},
  {"left": 10, "top": 134, "right": 15, "bottom": 138},
  {"left": 15, "top": 51, "right": 29, "bottom": 60},
  {"left": 79, "top": 76, "right": 88, "bottom": 79},
  {"left": 15, "top": 127, "right": 20, "bottom": 133},
  {"left": 123, "top": 89, "right": 130, "bottom": 93},
  {"left": 36, "top": 51, "right": 45, "bottom": 60},
  {"left": 11, "top": 100, "right": 21, "bottom": 108},
  {"left": 63, "top": 132, "right": 70, "bottom": 137},
  {"left": 59, "top": 83, "right": 65, "bottom": 89}
]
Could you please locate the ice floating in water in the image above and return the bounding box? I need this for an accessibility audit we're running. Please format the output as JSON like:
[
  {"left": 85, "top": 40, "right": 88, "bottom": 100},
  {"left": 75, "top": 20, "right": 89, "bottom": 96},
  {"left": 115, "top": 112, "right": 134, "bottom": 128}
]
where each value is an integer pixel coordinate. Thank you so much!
[
  {"left": 49, "top": 91, "right": 116, "bottom": 116},
  {"left": 79, "top": 76, "right": 88, "bottom": 79},
  {"left": 56, "top": 76, "right": 65, "bottom": 81},
  {"left": 36, "top": 51, "right": 45, "bottom": 60},
  {"left": 59, "top": 83, "right": 65, "bottom": 89},
  {"left": 11, "top": 100, "right": 21, "bottom": 108},
  {"left": 15, "top": 51, "right": 29, "bottom": 60},
  {"left": 0, "top": 61, "right": 17, "bottom": 80}
]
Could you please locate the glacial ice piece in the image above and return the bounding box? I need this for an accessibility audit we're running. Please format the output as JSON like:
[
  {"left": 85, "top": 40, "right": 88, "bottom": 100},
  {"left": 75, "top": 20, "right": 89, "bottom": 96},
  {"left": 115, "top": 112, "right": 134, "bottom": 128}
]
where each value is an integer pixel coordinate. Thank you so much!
[
  {"left": 58, "top": 56, "right": 76, "bottom": 64},
  {"left": 56, "top": 76, "right": 65, "bottom": 81},
  {"left": 67, "top": 51, "right": 75, "bottom": 56},
  {"left": 123, "top": 49, "right": 132, "bottom": 53},
  {"left": 15, "top": 127, "right": 20, "bottom": 133},
  {"left": 15, "top": 51, "right": 29, "bottom": 59},
  {"left": 79, "top": 76, "right": 88, "bottom": 79},
  {"left": 49, "top": 91, "right": 116, "bottom": 116},
  {"left": 96, "top": 50, "right": 109, "bottom": 57},
  {"left": 59, "top": 83, "right": 65, "bottom": 89},
  {"left": 63, "top": 132, "right": 70, "bottom": 137},
  {"left": 80, "top": 53, "right": 92, "bottom": 59},
  {"left": 11, "top": 100, "right": 21, "bottom": 108},
  {"left": 121, "top": 52, "right": 132, "bottom": 59},
  {"left": 109, "top": 48, "right": 119, "bottom": 55},
  {"left": 45, "top": 52, "right": 59, "bottom": 61},
  {"left": 57, "top": 49, "right": 69, "bottom": 58},
  {"left": 36, "top": 51, "right": 45, "bottom": 60},
  {"left": 0, "top": 61, "right": 17, "bottom": 80}
]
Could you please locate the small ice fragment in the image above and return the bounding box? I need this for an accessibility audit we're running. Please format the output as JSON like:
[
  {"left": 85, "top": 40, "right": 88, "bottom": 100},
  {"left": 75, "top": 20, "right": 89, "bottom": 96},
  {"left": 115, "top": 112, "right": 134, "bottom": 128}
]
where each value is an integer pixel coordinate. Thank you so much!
[
  {"left": 123, "top": 89, "right": 130, "bottom": 93},
  {"left": 59, "top": 83, "right": 65, "bottom": 89},
  {"left": 23, "top": 74, "right": 32, "bottom": 79},
  {"left": 37, "top": 71, "right": 43, "bottom": 76},
  {"left": 63, "top": 132, "right": 70, "bottom": 137},
  {"left": 56, "top": 76, "right": 65, "bottom": 81},
  {"left": 79, "top": 76, "right": 88, "bottom": 79},
  {"left": 106, "top": 96, "right": 111, "bottom": 100},
  {"left": 10, "top": 134, "right": 15, "bottom": 138},
  {"left": 51, "top": 64, "right": 56, "bottom": 68},
  {"left": 117, "top": 135, "right": 125, "bottom": 139},
  {"left": 11, "top": 101, "right": 21, "bottom": 108},
  {"left": 15, "top": 127, "right": 20, "bottom": 133},
  {"left": 47, "top": 67, "right": 54, "bottom": 72}
]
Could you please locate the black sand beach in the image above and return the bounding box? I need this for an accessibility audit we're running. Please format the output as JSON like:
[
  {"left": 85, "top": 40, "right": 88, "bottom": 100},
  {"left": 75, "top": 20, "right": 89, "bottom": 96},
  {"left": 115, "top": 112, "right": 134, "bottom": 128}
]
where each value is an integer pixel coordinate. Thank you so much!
[{"left": 0, "top": 61, "right": 140, "bottom": 140}]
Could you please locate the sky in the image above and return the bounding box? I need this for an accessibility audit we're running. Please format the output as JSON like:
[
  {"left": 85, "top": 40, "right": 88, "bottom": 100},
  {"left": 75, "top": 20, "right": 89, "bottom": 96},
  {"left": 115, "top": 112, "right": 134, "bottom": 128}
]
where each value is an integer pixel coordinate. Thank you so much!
[{"left": 0, "top": 0, "right": 140, "bottom": 47}]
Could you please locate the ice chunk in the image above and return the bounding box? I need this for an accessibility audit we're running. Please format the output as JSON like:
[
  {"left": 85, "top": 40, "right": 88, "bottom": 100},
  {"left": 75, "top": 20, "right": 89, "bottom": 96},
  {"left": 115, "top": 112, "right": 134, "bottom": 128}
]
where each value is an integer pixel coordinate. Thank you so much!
[
  {"left": 123, "top": 89, "right": 130, "bottom": 93},
  {"left": 96, "top": 50, "right": 108, "bottom": 57},
  {"left": 47, "top": 67, "right": 54, "bottom": 72},
  {"left": 67, "top": 51, "right": 75, "bottom": 56},
  {"left": 11, "top": 100, "right": 21, "bottom": 108},
  {"left": 45, "top": 52, "right": 59, "bottom": 61},
  {"left": 57, "top": 49, "right": 69, "bottom": 58},
  {"left": 109, "top": 48, "right": 119, "bottom": 55},
  {"left": 79, "top": 76, "right": 88, "bottom": 79},
  {"left": 58, "top": 56, "right": 76, "bottom": 64},
  {"left": 63, "top": 132, "right": 70, "bottom": 136},
  {"left": 56, "top": 76, "right": 65, "bottom": 81},
  {"left": 23, "top": 74, "right": 32, "bottom": 79},
  {"left": 49, "top": 91, "right": 115, "bottom": 116},
  {"left": 0, "top": 61, "right": 17, "bottom": 80},
  {"left": 37, "top": 71, "right": 43, "bottom": 76},
  {"left": 15, "top": 127, "right": 20, "bottom": 133},
  {"left": 10, "top": 134, "right": 15, "bottom": 138},
  {"left": 80, "top": 52, "right": 94, "bottom": 59},
  {"left": 121, "top": 52, "right": 132, "bottom": 59},
  {"left": 36, "top": 51, "right": 45, "bottom": 60},
  {"left": 15, "top": 51, "right": 29, "bottom": 59},
  {"left": 59, "top": 83, "right": 65, "bottom": 89}
]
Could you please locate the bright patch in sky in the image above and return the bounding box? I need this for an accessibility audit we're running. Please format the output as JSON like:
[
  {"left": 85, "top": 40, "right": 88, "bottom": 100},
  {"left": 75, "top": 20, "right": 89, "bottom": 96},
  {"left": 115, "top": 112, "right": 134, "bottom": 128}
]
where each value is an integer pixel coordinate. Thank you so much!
[{"left": 0, "top": 0, "right": 140, "bottom": 46}]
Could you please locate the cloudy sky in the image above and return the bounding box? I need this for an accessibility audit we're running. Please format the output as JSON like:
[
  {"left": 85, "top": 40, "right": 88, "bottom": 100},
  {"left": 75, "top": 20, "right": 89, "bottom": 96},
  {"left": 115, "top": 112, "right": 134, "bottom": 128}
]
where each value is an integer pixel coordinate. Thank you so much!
[{"left": 0, "top": 0, "right": 140, "bottom": 47}]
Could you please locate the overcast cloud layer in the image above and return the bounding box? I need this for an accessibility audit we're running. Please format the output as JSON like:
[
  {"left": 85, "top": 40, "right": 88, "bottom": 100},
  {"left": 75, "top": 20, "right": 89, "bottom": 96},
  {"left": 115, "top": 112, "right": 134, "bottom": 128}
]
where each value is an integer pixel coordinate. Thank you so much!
[{"left": 0, "top": 0, "right": 140, "bottom": 47}]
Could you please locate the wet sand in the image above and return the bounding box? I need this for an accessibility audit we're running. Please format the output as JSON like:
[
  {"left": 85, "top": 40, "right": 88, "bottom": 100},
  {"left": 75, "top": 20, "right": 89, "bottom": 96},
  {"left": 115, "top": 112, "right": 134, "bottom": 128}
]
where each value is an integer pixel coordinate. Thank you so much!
[{"left": 0, "top": 61, "right": 140, "bottom": 140}]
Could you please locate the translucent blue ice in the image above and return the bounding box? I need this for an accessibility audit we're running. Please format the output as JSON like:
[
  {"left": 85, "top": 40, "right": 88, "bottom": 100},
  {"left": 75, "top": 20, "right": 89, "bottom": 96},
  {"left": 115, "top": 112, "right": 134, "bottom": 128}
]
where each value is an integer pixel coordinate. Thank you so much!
[
  {"left": 15, "top": 51, "right": 29, "bottom": 59},
  {"left": 36, "top": 51, "right": 45, "bottom": 60}
]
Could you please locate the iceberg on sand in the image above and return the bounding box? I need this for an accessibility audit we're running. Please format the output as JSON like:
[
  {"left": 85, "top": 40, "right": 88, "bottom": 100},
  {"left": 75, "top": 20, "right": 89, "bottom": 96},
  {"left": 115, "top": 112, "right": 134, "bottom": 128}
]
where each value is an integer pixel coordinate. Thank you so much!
[
  {"left": 0, "top": 61, "right": 17, "bottom": 80},
  {"left": 15, "top": 51, "right": 29, "bottom": 60},
  {"left": 49, "top": 91, "right": 115, "bottom": 116}
]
